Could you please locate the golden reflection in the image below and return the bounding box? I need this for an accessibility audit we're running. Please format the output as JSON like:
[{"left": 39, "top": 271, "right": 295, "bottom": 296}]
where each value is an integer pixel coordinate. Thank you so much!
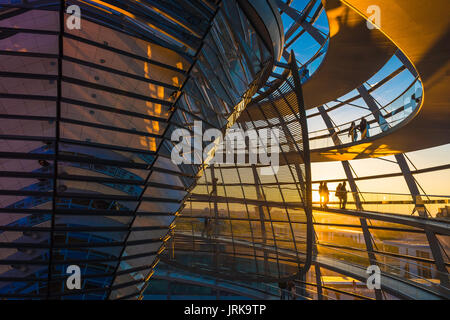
[
  {"left": 318, "top": 142, "right": 403, "bottom": 161},
  {"left": 325, "top": 5, "right": 346, "bottom": 38}
]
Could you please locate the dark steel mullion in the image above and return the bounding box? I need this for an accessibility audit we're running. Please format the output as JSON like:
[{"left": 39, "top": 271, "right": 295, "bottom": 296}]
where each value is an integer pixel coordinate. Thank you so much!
[
  {"left": 61, "top": 76, "right": 171, "bottom": 106},
  {"left": 60, "top": 97, "right": 169, "bottom": 123},
  {"left": 0, "top": 151, "right": 146, "bottom": 169},
  {"left": 0, "top": 71, "right": 57, "bottom": 80},
  {"left": 62, "top": 55, "right": 179, "bottom": 90},
  {"left": 0, "top": 251, "right": 158, "bottom": 266},
  {"left": 0, "top": 225, "right": 167, "bottom": 233},
  {"left": 46, "top": 0, "right": 64, "bottom": 299},
  {"left": 59, "top": 117, "right": 161, "bottom": 139},
  {"left": 24, "top": 174, "right": 187, "bottom": 189},
  {"left": 0, "top": 92, "right": 56, "bottom": 101},
  {"left": 0, "top": 49, "right": 58, "bottom": 59},
  {"left": 52, "top": 210, "right": 175, "bottom": 217},
  {"left": 0, "top": 135, "right": 157, "bottom": 158},
  {"left": 62, "top": 32, "right": 189, "bottom": 73},
  {"left": 0, "top": 114, "right": 55, "bottom": 122},
  {"left": 0, "top": 264, "right": 152, "bottom": 283},
  {"left": 0, "top": 237, "right": 163, "bottom": 249},
  {"left": 59, "top": 137, "right": 157, "bottom": 157},
  {"left": 0, "top": 26, "right": 58, "bottom": 35},
  {"left": 0, "top": 189, "right": 181, "bottom": 202},
  {"left": 56, "top": 173, "right": 143, "bottom": 185}
]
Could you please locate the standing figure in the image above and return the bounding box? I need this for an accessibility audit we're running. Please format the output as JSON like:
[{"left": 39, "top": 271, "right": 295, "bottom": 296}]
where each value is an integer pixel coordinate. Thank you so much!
[
  {"left": 359, "top": 118, "right": 368, "bottom": 140},
  {"left": 323, "top": 182, "right": 329, "bottom": 208},
  {"left": 336, "top": 183, "right": 342, "bottom": 208},
  {"left": 349, "top": 121, "right": 358, "bottom": 142},
  {"left": 279, "top": 282, "right": 288, "bottom": 300},
  {"left": 287, "top": 281, "right": 296, "bottom": 300},
  {"left": 340, "top": 181, "right": 347, "bottom": 209}
]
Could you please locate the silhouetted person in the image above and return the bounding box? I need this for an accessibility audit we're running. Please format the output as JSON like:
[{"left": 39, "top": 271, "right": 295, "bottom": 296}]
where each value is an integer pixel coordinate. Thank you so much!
[
  {"left": 279, "top": 282, "right": 288, "bottom": 300},
  {"left": 411, "top": 93, "right": 420, "bottom": 104},
  {"left": 288, "top": 281, "right": 296, "bottom": 300},
  {"left": 349, "top": 121, "right": 358, "bottom": 142},
  {"left": 319, "top": 182, "right": 324, "bottom": 208},
  {"left": 322, "top": 182, "right": 329, "bottom": 208},
  {"left": 339, "top": 182, "right": 347, "bottom": 209},
  {"left": 359, "top": 118, "right": 368, "bottom": 140},
  {"left": 301, "top": 67, "right": 309, "bottom": 81},
  {"left": 336, "top": 182, "right": 343, "bottom": 207}
]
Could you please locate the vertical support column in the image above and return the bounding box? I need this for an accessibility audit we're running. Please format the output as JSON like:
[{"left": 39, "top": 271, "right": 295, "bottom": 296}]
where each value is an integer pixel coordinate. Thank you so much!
[
  {"left": 47, "top": 0, "right": 65, "bottom": 299},
  {"left": 395, "top": 154, "right": 449, "bottom": 289},
  {"left": 209, "top": 165, "right": 219, "bottom": 272},
  {"left": 315, "top": 265, "right": 324, "bottom": 300},
  {"left": 318, "top": 105, "right": 383, "bottom": 300},
  {"left": 210, "top": 165, "right": 219, "bottom": 227},
  {"left": 251, "top": 164, "right": 269, "bottom": 275},
  {"left": 289, "top": 51, "right": 313, "bottom": 275}
]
